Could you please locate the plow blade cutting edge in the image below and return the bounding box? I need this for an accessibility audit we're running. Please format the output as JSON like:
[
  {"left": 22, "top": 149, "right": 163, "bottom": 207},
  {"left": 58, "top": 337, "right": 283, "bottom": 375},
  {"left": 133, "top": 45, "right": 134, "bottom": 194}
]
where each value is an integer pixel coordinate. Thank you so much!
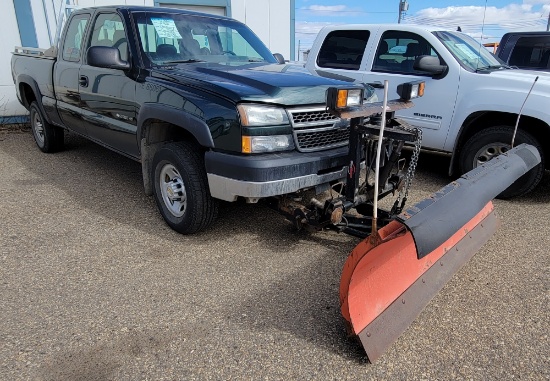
[{"left": 339, "top": 143, "right": 541, "bottom": 362}]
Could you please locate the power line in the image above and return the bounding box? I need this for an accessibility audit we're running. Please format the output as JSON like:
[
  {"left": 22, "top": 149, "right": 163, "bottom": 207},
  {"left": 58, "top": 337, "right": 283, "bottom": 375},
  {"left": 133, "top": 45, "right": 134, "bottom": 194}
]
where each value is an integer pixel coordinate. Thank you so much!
[{"left": 296, "top": 8, "right": 397, "bottom": 14}]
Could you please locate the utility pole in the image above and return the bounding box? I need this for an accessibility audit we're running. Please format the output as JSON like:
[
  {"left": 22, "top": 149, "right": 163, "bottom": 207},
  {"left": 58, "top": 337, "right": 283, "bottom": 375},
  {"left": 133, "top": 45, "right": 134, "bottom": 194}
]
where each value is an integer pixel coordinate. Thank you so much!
[
  {"left": 398, "top": 0, "right": 409, "bottom": 24},
  {"left": 547, "top": 12, "right": 550, "bottom": 31}
]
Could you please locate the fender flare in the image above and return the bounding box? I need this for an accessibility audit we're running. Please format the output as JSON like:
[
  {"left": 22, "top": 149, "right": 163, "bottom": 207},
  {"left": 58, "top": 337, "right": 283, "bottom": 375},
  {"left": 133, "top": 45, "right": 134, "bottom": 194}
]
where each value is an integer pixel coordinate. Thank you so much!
[
  {"left": 16, "top": 74, "right": 52, "bottom": 124},
  {"left": 137, "top": 103, "right": 215, "bottom": 148}
]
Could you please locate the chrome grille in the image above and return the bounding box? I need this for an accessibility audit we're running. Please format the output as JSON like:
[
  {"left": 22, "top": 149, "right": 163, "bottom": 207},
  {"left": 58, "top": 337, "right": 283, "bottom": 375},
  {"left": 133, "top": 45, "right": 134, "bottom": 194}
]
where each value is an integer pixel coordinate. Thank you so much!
[
  {"left": 288, "top": 107, "right": 349, "bottom": 152},
  {"left": 296, "top": 127, "right": 350, "bottom": 151},
  {"left": 291, "top": 110, "right": 338, "bottom": 125}
]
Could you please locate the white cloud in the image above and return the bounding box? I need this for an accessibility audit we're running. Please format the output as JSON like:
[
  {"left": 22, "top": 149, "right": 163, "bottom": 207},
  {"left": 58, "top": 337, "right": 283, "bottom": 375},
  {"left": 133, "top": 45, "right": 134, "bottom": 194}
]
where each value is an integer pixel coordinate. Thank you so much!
[
  {"left": 295, "top": 21, "right": 347, "bottom": 51},
  {"left": 523, "top": 0, "right": 550, "bottom": 5},
  {"left": 307, "top": 5, "right": 347, "bottom": 12},
  {"left": 298, "top": 4, "right": 361, "bottom": 17},
  {"left": 404, "top": 3, "right": 549, "bottom": 40}
]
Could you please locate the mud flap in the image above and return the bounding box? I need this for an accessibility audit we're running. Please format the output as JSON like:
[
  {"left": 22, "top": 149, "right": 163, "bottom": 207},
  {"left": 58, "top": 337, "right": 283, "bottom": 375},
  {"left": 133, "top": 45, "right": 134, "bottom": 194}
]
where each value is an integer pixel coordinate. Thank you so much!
[{"left": 340, "top": 144, "right": 541, "bottom": 362}]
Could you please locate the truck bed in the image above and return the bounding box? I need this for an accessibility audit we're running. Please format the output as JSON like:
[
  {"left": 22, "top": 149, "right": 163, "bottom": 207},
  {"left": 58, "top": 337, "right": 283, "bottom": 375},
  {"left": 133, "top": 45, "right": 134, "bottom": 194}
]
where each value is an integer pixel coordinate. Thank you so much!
[{"left": 11, "top": 47, "right": 56, "bottom": 101}]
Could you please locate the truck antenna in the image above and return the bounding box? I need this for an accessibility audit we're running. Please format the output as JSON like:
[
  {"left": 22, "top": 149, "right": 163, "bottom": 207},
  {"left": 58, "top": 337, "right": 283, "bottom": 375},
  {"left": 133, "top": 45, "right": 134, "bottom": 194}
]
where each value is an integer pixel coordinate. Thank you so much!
[
  {"left": 475, "top": 0, "right": 488, "bottom": 71},
  {"left": 511, "top": 76, "right": 538, "bottom": 147}
]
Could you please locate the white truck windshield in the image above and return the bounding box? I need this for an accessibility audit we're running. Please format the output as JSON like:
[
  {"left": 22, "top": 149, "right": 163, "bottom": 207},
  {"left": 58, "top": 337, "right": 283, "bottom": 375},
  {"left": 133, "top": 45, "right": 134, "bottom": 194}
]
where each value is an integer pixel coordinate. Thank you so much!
[{"left": 434, "top": 31, "right": 506, "bottom": 72}]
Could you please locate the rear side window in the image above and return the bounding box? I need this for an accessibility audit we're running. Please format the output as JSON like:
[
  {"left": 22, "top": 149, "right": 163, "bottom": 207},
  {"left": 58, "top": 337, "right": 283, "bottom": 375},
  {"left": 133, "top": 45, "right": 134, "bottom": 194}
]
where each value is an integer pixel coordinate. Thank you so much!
[
  {"left": 509, "top": 36, "right": 550, "bottom": 69},
  {"left": 62, "top": 14, "right": 90, "bottom": 62},
  {"left": 317, "top": 30, "right": 370, "bottom": 70}
]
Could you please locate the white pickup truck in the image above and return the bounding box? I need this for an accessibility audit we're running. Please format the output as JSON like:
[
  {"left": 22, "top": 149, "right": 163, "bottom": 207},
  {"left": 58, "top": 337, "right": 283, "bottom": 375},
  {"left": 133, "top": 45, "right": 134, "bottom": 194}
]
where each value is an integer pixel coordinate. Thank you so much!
[{"left": 305, "top": 24, "right": 549, "bottom": 197}]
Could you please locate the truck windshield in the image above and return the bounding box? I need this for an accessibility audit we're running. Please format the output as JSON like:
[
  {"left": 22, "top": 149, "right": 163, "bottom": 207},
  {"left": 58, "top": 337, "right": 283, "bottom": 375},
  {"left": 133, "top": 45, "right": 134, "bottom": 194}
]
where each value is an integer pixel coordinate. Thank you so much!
[
  {"left": 133, "top": 11, "right": 277, "bottom": 66},
  {"left": 433, "top": 31, "right": 506, "bottom": 72}
]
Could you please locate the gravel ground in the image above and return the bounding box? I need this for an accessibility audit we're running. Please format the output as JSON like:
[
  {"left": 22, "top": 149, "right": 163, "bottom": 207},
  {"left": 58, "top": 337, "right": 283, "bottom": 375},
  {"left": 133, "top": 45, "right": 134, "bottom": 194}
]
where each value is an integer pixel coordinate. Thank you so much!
[{"left": 0, "top": 130, "right": 548, "bottom": 380}]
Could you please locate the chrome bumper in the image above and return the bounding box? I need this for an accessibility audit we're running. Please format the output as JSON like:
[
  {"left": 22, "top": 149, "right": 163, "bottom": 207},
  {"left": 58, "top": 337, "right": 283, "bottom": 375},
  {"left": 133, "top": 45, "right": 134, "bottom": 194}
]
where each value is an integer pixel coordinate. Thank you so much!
[{"left": 207, "top": 165, "right": 349, "bottom": 202}]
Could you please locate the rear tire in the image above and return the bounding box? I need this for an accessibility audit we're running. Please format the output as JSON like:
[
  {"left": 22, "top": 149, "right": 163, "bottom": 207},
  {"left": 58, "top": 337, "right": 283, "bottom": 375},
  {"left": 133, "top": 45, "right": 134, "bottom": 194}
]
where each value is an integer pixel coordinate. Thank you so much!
[
  {"left": 459, "top": 126, "right": 544, "bottom": 199},
  {"left": 29, "top": 101, "right": 64, "bottom": 153},
  {"left": 152, "top": 141, "right": 218, "bottom": 234}
]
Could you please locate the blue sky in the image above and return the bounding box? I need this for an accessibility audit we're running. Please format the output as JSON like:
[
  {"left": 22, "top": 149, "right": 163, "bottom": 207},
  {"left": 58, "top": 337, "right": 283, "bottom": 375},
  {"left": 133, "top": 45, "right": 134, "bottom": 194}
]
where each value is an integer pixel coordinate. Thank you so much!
[{"left": 295, "top": 0, "right": 550, "bottom": 57}]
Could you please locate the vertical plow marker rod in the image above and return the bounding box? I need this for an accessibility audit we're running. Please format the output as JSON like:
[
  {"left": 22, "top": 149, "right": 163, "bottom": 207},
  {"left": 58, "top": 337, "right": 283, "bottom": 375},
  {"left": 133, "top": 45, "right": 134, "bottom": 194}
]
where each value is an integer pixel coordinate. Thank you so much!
[
  {"left": 372, "top": 80, "right": 390, "bottom": 238},
  {"left": 339, "top": 143, "right": 541, "bottom": 362}
]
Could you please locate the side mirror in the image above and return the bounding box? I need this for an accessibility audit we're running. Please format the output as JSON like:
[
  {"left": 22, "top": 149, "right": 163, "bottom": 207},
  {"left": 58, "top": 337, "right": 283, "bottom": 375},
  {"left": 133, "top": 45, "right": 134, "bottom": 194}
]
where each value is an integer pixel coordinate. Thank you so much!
[
  {"left": 87, "top": 46, "right": 130, "bottom": 70},
  {"left": 273, "top": 53, "right": 285, "bottom": 64},
  {"left": 413, "top": 55, "right": 447, "bottom": 77}
]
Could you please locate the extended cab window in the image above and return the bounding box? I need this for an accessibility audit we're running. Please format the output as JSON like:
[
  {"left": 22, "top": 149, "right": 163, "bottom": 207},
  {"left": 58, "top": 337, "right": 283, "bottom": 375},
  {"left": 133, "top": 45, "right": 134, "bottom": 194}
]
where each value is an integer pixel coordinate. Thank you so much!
[
  {"left": 373, "top": 31, "right": 441, "bottom": 75},
  {"left": 62, "top": 14, "right": 89, "bottom": 62},
  {"left": 89, "top": 13, "right": 128, "bottom": 61},
  {"left": 317, "top": 30, "right": 369, "bottom": 70}
]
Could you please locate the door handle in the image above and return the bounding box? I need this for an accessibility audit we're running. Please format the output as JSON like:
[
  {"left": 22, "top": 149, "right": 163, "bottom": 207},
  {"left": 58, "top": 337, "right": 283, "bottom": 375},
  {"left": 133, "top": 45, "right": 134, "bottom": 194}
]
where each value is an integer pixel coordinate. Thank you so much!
[
  {"left": 366, "top": 81, "right": 384, "bottom": 89},
  {"left": 79, "top": 75, "right": 89, "bottom": 87}
]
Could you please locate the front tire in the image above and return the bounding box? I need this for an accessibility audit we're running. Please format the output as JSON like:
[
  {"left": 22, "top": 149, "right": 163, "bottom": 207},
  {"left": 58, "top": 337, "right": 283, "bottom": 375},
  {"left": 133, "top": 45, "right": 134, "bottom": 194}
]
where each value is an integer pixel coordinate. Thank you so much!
[
  {"left": 29, "top": 101, "right": 64, "bottom": 153},
  {"left": 459, "top": 126, "right": 544, "bottom": 198},
  {"left": 152, "top": 142, "right": 218, "bottom": 234}
]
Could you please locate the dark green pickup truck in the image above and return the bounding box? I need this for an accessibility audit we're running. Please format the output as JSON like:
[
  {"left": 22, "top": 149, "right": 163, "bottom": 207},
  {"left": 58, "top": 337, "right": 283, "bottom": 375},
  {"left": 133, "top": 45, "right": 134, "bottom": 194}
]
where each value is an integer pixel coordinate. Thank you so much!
[{"left": 11, "top": 6, "right": 370, "bottom": 233}]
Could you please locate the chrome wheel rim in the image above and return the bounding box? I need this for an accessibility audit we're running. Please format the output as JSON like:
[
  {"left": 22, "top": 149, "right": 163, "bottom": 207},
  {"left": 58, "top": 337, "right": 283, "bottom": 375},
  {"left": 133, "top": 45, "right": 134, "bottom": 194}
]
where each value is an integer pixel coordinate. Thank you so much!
[
  {"left": 473, "top": 142, "right": 510, "bottom": 167},
  {"left": 32, "top": 111, "right": 45, "bottom": 146},
  {"left": 159, "top": 164, "right": 187, "bottom": 218}
]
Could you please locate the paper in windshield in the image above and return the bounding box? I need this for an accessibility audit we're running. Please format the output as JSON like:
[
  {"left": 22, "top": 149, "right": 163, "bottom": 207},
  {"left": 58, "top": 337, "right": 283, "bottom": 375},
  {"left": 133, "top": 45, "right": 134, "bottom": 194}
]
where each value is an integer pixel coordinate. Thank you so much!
[{"left": 151, "top": 18, "right": 182, "bottom": 39}]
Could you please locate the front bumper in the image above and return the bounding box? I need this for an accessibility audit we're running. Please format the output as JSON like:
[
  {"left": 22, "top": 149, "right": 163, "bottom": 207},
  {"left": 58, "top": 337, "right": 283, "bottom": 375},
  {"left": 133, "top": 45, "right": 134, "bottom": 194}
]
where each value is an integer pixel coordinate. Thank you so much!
[{"left": 205, "top": 147, "right": 350, "bottom": 202}]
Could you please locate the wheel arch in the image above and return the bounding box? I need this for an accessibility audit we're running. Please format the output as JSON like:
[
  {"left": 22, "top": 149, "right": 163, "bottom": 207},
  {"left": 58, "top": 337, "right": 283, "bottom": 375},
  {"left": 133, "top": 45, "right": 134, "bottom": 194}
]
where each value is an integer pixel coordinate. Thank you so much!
[
  {"left": 137, "top": 103, "right": 214, "bottom": 195},
  {"left": 16, "top": 75, "right": 52, "bottom": 124},
  {"left": 449, "top": 111, "right": 550, "bottom": 174}
]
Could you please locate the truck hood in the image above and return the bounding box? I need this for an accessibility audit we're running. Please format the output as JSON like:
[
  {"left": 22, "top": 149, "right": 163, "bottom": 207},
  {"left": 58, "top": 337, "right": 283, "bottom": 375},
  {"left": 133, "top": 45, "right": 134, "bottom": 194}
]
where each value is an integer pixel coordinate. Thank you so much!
[
  {"left": 483, "top": 68, "right": 550, "bottom": 88},
  {"left": 151, "top": 62, "right": 366, "bottom": 106}
]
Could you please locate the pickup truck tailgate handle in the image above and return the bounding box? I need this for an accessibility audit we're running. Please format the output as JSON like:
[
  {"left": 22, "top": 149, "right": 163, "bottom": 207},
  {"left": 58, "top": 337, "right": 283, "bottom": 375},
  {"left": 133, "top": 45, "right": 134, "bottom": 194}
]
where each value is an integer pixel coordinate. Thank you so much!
[{"left": 79, "top": 75, "right": 89, "bottom": 87}]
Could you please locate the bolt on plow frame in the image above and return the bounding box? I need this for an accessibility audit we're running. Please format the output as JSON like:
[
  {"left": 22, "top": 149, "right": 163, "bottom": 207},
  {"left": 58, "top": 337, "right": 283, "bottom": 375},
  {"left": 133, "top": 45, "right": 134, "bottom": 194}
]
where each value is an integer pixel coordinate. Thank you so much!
[{"left": 276, "top": 81, "right": 541, "bottom": 362}]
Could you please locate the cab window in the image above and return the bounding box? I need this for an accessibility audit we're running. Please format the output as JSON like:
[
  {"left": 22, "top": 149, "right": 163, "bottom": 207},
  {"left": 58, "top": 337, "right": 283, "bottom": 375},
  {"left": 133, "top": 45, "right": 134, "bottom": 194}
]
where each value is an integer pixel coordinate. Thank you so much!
[
  {"left": 509, "top": 36, "right": 550, "bottom": 69},
  {"left": 62, "top": 14, "right": 90, "bottom": 62},
  {"left": 317, "top": 30, "right": 370, "bottom": 70},
  {"left": 89, "top": 13, "right": 128, "bottom": 61},
  {"left": 373, "top": 31, "right": 441, "bottom": 75}
]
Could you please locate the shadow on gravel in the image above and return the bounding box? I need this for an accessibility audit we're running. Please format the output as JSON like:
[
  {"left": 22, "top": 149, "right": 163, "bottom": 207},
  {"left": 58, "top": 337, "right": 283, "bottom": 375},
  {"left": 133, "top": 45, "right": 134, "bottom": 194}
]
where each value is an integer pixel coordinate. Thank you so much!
[{"left": 224, "top": 249, "right": 370, "bottom": 363}]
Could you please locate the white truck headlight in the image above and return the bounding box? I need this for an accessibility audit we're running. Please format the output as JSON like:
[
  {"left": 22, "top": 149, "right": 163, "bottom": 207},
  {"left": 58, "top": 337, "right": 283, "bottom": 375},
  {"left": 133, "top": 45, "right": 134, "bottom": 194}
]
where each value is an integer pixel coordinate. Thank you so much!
[
  {"left": 237, "top": 104, "right": 289, "bottom": 126},
  {"left": 242, "top": 135, "right": 294, "bottom": 153}
]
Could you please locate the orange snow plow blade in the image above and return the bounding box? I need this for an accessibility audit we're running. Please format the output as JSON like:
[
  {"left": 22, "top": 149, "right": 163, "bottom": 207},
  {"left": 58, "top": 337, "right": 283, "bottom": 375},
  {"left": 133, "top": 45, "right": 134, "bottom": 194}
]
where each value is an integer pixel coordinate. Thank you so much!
[{"left": 340, "top": 143, "right": 541, "bottom": 362}]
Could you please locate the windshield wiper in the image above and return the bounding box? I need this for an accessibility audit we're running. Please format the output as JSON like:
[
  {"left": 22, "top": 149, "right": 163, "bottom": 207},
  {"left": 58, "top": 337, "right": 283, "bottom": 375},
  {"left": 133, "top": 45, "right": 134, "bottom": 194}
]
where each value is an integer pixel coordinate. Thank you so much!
[
  {"left": 475, "top": 64, "right": 511, "bottom": 72},
  {"left": 161, "top": 59, "right": 206, "bottom": 64},
  {"left": 247, "top": 59, "right": 265, "bottom": 62}
]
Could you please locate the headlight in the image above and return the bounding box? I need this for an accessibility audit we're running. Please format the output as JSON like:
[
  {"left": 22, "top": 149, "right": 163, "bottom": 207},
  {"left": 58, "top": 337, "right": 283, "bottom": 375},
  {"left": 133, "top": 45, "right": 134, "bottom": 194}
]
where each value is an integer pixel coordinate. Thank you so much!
[
  {"left": 397, "top": 81, "right": 425, "bottom": 100},
  {"left": 242, "top": 135, "right": 294, "bottom": 153},
  {"left": 326, "top": 87, "right": 364, "bottom": 110},
  {"left": 237, "top": 104, "right": 289, "bottom": 126}
]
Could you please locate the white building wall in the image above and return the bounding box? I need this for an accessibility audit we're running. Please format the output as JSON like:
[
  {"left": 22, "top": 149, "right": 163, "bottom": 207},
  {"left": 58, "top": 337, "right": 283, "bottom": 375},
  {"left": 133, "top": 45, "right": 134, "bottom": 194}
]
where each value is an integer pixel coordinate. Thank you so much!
[
  {"left": 230, "top": 0, "right": 291, "bottom": 59},
  {"left": 1, "top": 0, "right": 292, "bottom": 118},
  {"left": 1, "top": 2, "right": 25, "bottom": 117}
]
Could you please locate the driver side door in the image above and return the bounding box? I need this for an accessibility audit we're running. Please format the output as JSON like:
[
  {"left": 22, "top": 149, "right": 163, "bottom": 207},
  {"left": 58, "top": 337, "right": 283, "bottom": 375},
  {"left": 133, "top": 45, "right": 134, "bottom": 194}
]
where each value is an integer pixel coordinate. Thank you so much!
[
  {"left": 363, "top": 30, "right": 459, "bottom": 150},
  {"left": 78, "top": 11, "right": 138, "bottom": 157}
]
